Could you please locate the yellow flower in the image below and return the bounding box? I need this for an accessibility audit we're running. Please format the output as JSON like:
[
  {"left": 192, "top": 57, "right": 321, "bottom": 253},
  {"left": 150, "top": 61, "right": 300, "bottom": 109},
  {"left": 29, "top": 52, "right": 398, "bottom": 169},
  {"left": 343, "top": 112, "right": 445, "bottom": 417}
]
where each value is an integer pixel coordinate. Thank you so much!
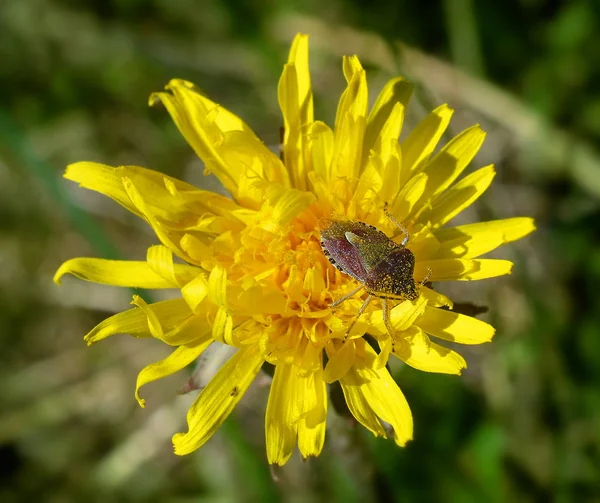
[{"left": 55, "top": 34, "right": 535, "bottom": 465}]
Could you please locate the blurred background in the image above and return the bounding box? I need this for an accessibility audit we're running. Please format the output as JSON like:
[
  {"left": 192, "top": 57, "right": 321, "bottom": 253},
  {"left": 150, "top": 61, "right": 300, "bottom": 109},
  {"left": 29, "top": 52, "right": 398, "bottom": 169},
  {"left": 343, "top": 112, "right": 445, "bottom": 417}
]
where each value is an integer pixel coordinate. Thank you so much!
[{"left": 1, "top": 0, "right": 600, "bottom": 501}]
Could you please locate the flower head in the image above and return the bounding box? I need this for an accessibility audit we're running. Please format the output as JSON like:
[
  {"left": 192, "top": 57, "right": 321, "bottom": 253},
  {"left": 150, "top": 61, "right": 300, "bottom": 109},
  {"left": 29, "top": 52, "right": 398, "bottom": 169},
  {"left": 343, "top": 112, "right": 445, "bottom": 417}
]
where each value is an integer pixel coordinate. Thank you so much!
[{"left": 55, "top": 34, "right": 535, "bottom": 465}]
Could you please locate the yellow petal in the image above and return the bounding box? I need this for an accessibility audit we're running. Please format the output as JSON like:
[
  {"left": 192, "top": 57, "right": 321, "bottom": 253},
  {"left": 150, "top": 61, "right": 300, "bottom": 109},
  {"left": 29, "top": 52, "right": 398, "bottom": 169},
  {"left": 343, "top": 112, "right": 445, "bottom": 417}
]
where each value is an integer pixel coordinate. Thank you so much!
[
  {"left": 153, "top": 79, "right": 255, "bottom": 133},
  {"left": 217, "top": 130, "right": 289, "bottom": 190},
  {"left": 339, "top": 363, "right": 387, "bottom": 437},
  {"left": 364, "top": 77, "right": 413, "bottom": 159},
  {"left": 181, "top": 273, "right": 209, "bottom": 313},
  {"left": 422, "top": 165, "right": 496, "bottom": 227},
  {"left": 150, "top": 79, "right": 254, "bottom": 198},
  {"left": 336, "top": 56, "right": 368, "bottom": 132},
  {"left": 417, "top": 306, "right": 495, "bottom": 344},
  {"left": 376, "top": 105, "right": 405, "bottom": 163},
  {"left": 395, "top": 326, "right": 466, "bottom": 374},
  {"left": 130, "top": 295, "right": 209, "bottom": 346},
  {"left": 54, "top": 258, "right": 181, "bottom": 288},
  {"left": 173, "top": 344, "right": 264, "bottom": 455},
  {"left": 265, "top": 363, "right": 298, "bottom": 465},
  {"left": 122, "top": 177, "right": 186, "bottom": 259},
  {"left": 378, "top": 143, "right": 403, "bottom": 204},
  {"left": 341, "top": 343, "right": 413, "bottom": 446},
  {"left": 84, "top": 298, "right": 192, "bottom": 345},
  {"left": 161, "top": 314, "right": 213, "bottom": 346},
  {"left": 130, "top": 295, "right": 209, "bottom": 347},
  {"left": 65, "top": 162, "right": 181, "bottom": 220},
  {"left": 308, "top": 121, "right": 334, "bottom": 182},
  {"left": 212, "top": 306, "right": 234, "bottom": 345},
  {"left": 207, "top": 266, "right": 228, "bottom": 306},
  {"left": 401, "top": 104, "right": 454, "bottom": 174},
  {"left": 368, "top": 296, "right": 427, "bottom": 336},
  {"left": 135, "top": 299, "right": 212, "bottom": 346},
  {"left": 131, "top": 295, "right": 165, "bottom": 340},
  {"left": 259, "top": 185, "right": 316, "bottom": 232},
  {"left": 434, "top": 217, "right": 537, "bottom": 259},
  {"left": 390, "top": 295, "right": 428, "bottom": 331},
  {"left": 279, "top": 33, "right": 313, "bottom": 190},
  {"left": 331, "top": 56, "right": 368, "bottom": 183},
  {"left": 415, "top": 258, "right": 513, "bottom": 281},
  {"left": 287, "top": 34, "right": 312, "bottom": 117},
  {"left": 236, "top": 283, "right": 288, "bottom": 316},
  {"left": 390, "top": 172, "right": 428, "bottom": 221},
  {"left": 332, "top": 112, "right": 366, "bottom": 185},
  {"left": 374, "top": 338, "right": 392, "bottom": 369},
  {"left": 421, "top": 125, "right": 486, "bottom": 200},
  {"left": 146, "top": 245, "right": 178, "bottom": 285},
  {"left": 419, "top": 286, "right": 453, "bottom": 308},
  {"left": 406, "top": 224, "right": 440, "bottom": 261},
  {"left": 65, "top": 162, "right": 235, "bottom": 227},
  {"left": 180, "top": 233, "right": 212, "bottom": 266},
  {"left": 135, "top": 336, "right": 213, "bottom": 407},
  {"left": 303, "top": 267, "right": 327, "bottom": 302},
  {"left": 297, "top": 369, "right": 327, "bottom": 460},
  {"left": 146, "top": 245, "right": 200, "bottom": 286},
  {"left": 351, "top": 155, "right": 383, "bottom": 209},
  {"left": 278, "top": 65, "right": 304, "bottom": 188},
  {"left": 323, "top": 340, "right": 356, "bottom": 383},
  {"left": 307, "top": 173, "right": 337, "bottom": 215}
]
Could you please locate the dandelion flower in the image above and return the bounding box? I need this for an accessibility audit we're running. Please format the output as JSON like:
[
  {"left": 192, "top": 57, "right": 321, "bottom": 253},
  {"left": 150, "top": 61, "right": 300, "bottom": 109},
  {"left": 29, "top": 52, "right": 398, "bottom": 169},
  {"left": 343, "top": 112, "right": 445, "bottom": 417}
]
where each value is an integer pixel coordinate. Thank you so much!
[{"left": 55, "top": 34, "right": 535, "bottom": 465}]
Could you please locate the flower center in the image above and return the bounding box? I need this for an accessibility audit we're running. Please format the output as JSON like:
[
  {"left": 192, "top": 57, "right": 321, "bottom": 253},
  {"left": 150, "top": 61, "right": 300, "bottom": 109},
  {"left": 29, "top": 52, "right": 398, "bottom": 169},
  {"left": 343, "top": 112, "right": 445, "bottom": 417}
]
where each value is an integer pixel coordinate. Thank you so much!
[{"left": 228, "top": 206, "right": 378, "bottom": 366}]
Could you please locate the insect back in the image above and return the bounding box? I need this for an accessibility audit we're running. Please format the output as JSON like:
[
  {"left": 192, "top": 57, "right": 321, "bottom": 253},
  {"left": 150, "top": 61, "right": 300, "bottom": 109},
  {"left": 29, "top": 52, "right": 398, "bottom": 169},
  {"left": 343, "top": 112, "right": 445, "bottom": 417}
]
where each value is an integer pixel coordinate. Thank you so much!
[
  {"left": 319, "top": 218, "right": 419, "bottom": 301},
  {"left": 319, "top": 215, "right": 424, "bottom": 343}
]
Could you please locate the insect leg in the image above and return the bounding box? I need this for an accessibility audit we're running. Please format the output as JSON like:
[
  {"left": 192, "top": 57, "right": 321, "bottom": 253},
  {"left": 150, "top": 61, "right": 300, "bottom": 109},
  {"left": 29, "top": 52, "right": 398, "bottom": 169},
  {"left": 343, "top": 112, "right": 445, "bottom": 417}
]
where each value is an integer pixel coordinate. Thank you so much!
[
  {"left": 383, "top": 202, "right": 410, "bottom": 246},
  {"left": 330, "top": 285, "right": 364, "bottom": 308},
  {"left": 382, "top": 298, "right": 397, "bottom": 352},
  {"left": 343, "top": 295, "right": 372, "bottom": 342}
]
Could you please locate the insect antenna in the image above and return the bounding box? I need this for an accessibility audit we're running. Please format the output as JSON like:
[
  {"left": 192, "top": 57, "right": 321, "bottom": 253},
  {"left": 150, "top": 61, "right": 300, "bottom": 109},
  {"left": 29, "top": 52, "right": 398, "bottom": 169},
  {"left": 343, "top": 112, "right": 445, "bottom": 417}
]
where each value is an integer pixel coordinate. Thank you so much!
[
  {"left": 420, "top": 267, "right": 433, "bottom": 286},
  {"left": 383, "top": 202, "right": 410, "bottom": 246}
]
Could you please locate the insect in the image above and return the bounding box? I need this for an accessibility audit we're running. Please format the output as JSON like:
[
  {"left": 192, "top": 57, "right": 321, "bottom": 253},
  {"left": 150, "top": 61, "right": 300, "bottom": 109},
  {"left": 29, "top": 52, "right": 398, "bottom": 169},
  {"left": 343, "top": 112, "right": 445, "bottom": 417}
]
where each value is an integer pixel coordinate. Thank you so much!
[{"left": 319, "top": 205, "right": 431, "bottom": 342}]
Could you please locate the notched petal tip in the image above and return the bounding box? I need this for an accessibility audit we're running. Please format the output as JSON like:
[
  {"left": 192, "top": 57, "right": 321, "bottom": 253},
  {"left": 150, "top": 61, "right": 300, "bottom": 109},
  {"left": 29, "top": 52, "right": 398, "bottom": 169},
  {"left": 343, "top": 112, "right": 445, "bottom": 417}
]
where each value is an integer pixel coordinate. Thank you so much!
[
  {"left": 268, "top": 456, "right": 290, "bottom": 468},
  {"left": 63, "top": 162, "right": 79, "bottom": 181},
  {"left": 394, "top": 433, "right": 413, "bottom": 447},
  {"left": 149, "top": 79, "right": 196, "bottom": 107},
  {"left": 172, "top": 433, "right": 188, "bottom": 456},
  {"left": 167, "top": 78, "right": 195, "bottom": 89},
  {"left": 300, "top": 453, "right": 319, "bottom": 464},
  {"left": 478, "top": 326, "right": 495, "bottom": 344},
  {"left": 148, "top": 92, "right": 162, "bottom": 107},
  {"left": 522, "top": 217, "right": 537, "bottom": 235}
]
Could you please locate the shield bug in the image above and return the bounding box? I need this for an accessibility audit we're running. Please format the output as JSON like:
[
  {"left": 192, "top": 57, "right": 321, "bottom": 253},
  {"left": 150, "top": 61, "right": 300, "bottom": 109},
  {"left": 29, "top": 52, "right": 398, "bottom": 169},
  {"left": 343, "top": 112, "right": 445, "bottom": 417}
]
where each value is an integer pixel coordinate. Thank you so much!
[{"left": 319, "top": 206, "right": 431, "bottom": 341}]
